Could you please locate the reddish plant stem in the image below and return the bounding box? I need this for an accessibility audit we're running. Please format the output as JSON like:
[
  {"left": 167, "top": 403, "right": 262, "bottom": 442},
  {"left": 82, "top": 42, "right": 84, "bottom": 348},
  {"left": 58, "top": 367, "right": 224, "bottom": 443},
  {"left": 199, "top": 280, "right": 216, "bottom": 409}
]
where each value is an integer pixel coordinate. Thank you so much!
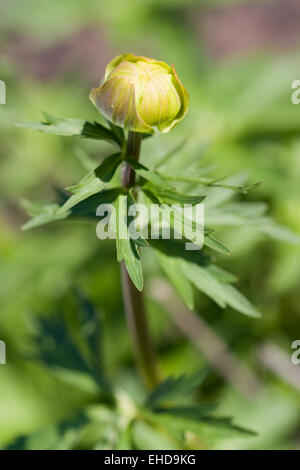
[{"left": 120, "top": 131, "right": 159, "bottom": 389}]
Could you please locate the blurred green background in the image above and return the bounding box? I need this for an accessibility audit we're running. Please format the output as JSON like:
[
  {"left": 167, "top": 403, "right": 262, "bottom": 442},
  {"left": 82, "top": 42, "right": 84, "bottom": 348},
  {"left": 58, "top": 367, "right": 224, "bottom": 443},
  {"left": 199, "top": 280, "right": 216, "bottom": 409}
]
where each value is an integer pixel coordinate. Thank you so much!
[{"left": 0, "top": 0, "right": 300, "bottom": 450}]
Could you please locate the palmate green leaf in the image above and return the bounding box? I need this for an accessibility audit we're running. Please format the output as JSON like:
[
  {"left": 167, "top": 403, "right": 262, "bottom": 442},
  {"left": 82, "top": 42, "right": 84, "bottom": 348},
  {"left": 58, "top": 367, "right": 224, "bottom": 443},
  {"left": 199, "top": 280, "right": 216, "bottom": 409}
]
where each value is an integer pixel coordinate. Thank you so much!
[
  {"left": 155, "top": 250, "right": 194, "bottom": 310},
  {"left": 180, "top": 259, "right": 261, "bottom": 317},
  {"left": 146, "top": 368, "right": 208, "bottom": 409},
  {"left": 154, "top": 234, "right": 245, "bottom": 317},
  {"left": 150, "top": 237, "right": 208, "bottom": 266},
  {"left": 127, "top": 190, "right": 149, "bottom": 248},
  {"left": 22, "top": 188, "right": 123, "bottom": 230},
  {"left": 131, "top": 235, "right": 149, "bottom": 248},
  {"left": 32, "top": 290, "right": 112, "bottom": 393},
  {"left": 122, "top": 243, "right": 143, "bottom": 293},
  {"left": 143, "top": 189, "right": 228, "bottom": 254},
  {"left": 205, "top": 265, "right": 238, "bottom": 284},
  {"left": 68, "top": 188, "right": 123, "bottom": 218},
  {"left": 57, "top": 152, "right": 122, "bottom": 214},
  {"left": 143, "top": 182, "right": 205, "bottom": 206},
  {"left": 142, "top": 190, "right": 206, "bottom": 246},
  {"left": 180, "top": 261, "right": 232, "bottom": 309},
  {"left": 57, "top": 175, "right": 104, "bottom": 215},
  {"left": 114, "top": 194, "right": 143, "bottom": 291},
  {"left": 106, "top": 119, "right": 124, "bottom": 146},
  {"left": 34, "top": 313, "right": 92, "bottom": 376},
  {"left": 72, "top": 289, "right": 106, "bottom": 389},
  {"left": 21, "top": 200, "right": 70, "bottom": 230},
  {"left": 204, "top": 233, "right": 232, "bottom": 255},
  {"left": 126, "top": 157, "right": 173, "bottom": 188},
  {"left": 16, "top": 112, "right": 123, "bottom": 147},
  {"left": 220, "top": 283, "right": 261, "bottom": 317}
]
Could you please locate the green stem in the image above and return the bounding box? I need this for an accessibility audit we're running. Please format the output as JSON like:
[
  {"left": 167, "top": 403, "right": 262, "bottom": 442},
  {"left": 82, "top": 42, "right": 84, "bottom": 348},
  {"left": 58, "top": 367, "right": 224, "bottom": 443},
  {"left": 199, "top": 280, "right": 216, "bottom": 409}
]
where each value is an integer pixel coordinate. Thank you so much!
[{"left": 121, "top": 131, "right": 160, "bottom": 389}]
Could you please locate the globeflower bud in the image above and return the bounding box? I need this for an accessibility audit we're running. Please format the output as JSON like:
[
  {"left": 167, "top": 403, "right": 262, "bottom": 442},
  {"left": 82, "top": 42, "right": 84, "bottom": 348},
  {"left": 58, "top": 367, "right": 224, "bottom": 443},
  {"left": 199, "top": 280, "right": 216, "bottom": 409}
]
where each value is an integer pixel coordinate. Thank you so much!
[{"left": 90, "top": 53, "right": 189, "bottom": 134}]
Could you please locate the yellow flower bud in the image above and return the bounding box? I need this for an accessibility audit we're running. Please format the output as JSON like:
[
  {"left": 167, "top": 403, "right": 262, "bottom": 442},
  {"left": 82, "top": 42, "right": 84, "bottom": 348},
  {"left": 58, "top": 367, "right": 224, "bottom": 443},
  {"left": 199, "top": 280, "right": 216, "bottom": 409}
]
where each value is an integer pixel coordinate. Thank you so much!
[{"left": 90, "top": 53, "right": 189, "bottom": 134}]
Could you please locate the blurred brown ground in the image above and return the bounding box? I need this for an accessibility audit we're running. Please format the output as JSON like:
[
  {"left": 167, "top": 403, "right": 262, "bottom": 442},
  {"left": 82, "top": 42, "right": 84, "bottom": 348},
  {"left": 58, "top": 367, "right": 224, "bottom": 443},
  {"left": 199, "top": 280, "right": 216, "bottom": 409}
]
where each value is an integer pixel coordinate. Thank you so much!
[
  {"left": 194, "top": 0, "right": 300, "bottom": 58},
  {"left": 3, "top": 27, "right": 112, "bottom": 82}
]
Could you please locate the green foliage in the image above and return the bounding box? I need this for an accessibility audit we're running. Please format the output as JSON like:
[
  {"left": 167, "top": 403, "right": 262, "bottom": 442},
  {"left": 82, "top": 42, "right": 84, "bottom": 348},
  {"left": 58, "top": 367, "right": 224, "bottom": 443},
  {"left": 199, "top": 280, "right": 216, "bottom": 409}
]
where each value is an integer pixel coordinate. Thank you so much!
[
  {"left": 181, "top": 260, "right": 261, "bottom": 317},
  {"left": 5, "top": 330, "right": 254, "bottom": 450},
  {"left": 57, "top": 152, "right": 122, "bottom": 213},
  {"left": 21, "top": 188, "right": 125, "bottom": 229},
  {"left": 32, "top": 289, "right": 112, "bottom": 394},
  {"left": 19, "top": 117, "right": 270, "bottom": 316},
  {"left": 156, "top": 251, "right": 195, "bottom": 309},
  {"left": 143, "top": 182, "right": 206, "bottom": 205},
  {"left": 16, "top": 113, "right": 123, "bottom": 148},
  {"left": 17, "top": 66, "right": 300, "bottom": 447},
  {"left": 3, "top": 0, "right": 300, "bottom": 450},
  {"left": 126, "top": 157, "right": 173, "bottom": 188},
  {"left": 21, "top": 200, "right": 70, "bottom": 230},
  {"left": 146, "top": 368, "right": 208, "bottom": 408},
  {"left": 15, "top": 108, "right": 266, "bottom": 446},
  {"left": 114, "top": 194, "right": 144, "bottom": 291}
]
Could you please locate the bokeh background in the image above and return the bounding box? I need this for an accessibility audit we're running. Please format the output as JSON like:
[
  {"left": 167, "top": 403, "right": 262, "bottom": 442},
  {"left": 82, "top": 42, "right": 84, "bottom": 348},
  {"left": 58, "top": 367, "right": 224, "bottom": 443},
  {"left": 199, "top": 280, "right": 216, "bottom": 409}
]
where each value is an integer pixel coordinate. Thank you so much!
[{"left": 1, "top": 0, "right": 300, "bottom": 450}]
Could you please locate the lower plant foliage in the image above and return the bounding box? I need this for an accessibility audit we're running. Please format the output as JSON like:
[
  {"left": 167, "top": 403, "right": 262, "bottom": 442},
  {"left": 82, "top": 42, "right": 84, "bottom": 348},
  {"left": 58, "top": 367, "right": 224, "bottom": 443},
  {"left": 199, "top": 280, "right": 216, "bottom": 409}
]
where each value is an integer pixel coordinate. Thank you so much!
[
  {"left": 10, "top": 110, "right": 296, "bottom": 449},
  {"left": 6, "top": 290, "right": 256, "bottom": 450}
]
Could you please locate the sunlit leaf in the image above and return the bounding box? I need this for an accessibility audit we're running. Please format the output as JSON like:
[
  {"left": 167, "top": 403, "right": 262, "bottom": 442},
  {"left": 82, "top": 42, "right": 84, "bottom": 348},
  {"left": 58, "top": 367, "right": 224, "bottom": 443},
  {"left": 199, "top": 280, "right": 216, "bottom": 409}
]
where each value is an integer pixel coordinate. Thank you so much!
[
  {"left": 155, "top": 250, "right": 194, "bottom": 310},
  {"left": 126, "top": 157, "right": 173, "bottom": 188},
  {"left": 57, "top": 152, "right": 122, "bottom": 214},
  {"left": 144, "top": 182, "right": 205, "bottom": 206},
  {"left": 204, "top": 233, "right": 232, "bottom": 255},
  {"left": 21, "top": 200, "right": 70, "bottom": 230},
  {"left": 16, "top": 112, "right": 123, "bottom": 147},
  {"left": 114, "top": 194, "right": 143, "bottom": 291},
  {"left": 22, "top": 188, "right": 123, "bottom": 229},
  {"left": 181, "top": 260, "right": 261, "bottom": 317}
]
